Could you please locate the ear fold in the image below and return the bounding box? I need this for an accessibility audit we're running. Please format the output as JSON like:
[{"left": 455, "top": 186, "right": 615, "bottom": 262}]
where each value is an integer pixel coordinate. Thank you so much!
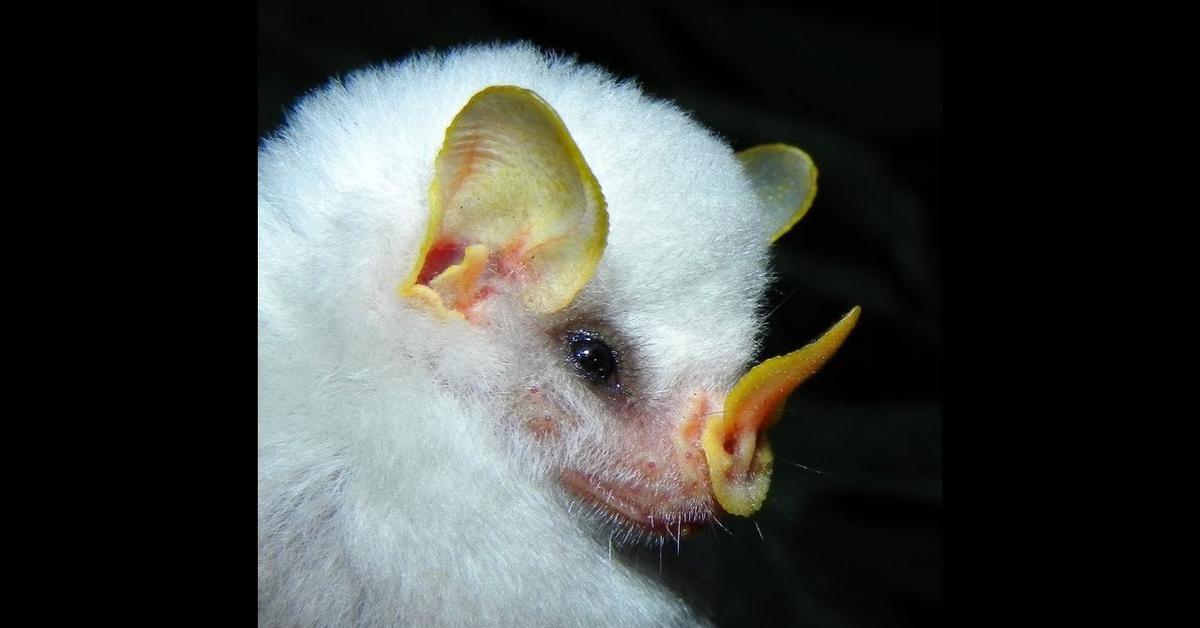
[
  {"left": 400, "top": 86, "right": 609, "bottom": 318},
  {"left": 737, "top": 144, "right": 818, "bottom": 243}
]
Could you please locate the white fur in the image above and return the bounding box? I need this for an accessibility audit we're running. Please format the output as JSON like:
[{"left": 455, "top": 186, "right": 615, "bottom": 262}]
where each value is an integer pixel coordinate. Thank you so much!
[{"left": 259, "top": 43, "right": 777, "bottom": 626}]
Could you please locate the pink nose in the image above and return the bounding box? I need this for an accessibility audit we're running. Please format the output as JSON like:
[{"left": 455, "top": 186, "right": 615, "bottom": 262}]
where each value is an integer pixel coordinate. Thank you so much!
[{"left": 702, "top": 306, "right": 861, "bottom": 516}]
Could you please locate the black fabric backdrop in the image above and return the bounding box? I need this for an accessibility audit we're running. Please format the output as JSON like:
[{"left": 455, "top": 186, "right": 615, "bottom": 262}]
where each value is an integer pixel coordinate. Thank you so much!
[{"left": 258, "top": 1, "right": 941, "bottom": 625}]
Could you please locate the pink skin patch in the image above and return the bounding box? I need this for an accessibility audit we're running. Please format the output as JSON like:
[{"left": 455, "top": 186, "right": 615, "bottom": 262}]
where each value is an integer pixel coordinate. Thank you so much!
[
  {"left": 416, "top": 238, "right": 466, "bottom": 285},
  {"left": 560, "top": 470, "right": 709, "bottom": 536},
  {"left": 413, "top": 231, "right": 530, "bottom": 316},
  {"left": 494, "top": 230, "right": 533, "bottom": 279},
  {"left": 552, "top": 392, "right": 720, "bottom": 535}
]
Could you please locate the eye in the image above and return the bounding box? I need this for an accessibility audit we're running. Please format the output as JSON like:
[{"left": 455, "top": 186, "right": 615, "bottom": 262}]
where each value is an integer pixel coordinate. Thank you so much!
[{"left": 563, "top": 330, "right": 619, "bottom": 385}]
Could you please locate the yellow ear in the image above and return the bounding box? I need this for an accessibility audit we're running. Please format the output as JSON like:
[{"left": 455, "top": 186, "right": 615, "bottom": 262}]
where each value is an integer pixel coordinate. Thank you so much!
[
  {"left": 736, "top": 144, "right": 818, "bottom": 243},
  {"left": 400, "top": 86, "right": 609, "bottom": 317}
]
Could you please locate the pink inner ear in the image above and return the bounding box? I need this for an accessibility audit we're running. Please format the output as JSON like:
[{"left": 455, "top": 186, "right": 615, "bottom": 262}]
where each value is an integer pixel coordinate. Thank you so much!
[
  {"left": 406, "top": 86, "right": 607, "bottom": 315},
  {"left": 416, "top": 238, "right": 466, "bottom": 285}
]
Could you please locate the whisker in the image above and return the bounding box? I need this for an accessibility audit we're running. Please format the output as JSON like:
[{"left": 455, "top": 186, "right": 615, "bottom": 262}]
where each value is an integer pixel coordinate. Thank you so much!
[
  {"left": 768, "top": 497, "right": 797, "bottom": 523},
  {"left": 753, "top": 521, "right": 765, "bottom": 542},
  {"left": 764, "top": 286, "right": 801, "bottom": 322},
  {"left": 778, "top": 458, "right": 828, "bottom": 476},
  {"left": 664, "top": 518, "right": 679, "bottom": 546},
  {"left": 778, "top": 458, "right": 841, "bottom": 478}
]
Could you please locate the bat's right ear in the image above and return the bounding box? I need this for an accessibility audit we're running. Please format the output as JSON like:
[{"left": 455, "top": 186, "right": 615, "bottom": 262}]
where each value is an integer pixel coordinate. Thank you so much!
[
  {"left": 400, "top": 86, "right": 609, "bottom": 320},
  {"left": 737, "top": 144, "right": 818, "bottom": 243}
]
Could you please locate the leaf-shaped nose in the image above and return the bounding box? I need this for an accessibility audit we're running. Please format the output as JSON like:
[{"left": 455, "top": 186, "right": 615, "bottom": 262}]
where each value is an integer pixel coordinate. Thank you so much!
[{"left": 702, "top": 306, "right": 861, "bottom": 516}]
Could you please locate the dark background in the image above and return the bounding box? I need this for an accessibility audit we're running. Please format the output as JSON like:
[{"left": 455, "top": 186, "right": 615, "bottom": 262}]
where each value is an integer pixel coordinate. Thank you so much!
[{"left": 258, "top": 1, "right": 941, "bottom": 625}]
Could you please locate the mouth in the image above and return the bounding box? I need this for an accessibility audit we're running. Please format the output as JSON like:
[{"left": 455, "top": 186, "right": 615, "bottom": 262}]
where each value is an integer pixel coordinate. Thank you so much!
[{"left": 560, "top": 469, "right": 712, "bottom": 537}]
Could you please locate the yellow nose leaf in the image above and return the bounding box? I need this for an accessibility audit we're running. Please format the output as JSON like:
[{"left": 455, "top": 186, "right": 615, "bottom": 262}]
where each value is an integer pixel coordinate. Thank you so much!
[{"left": 703, "top": 306, "right": 861, "bottom": 516}]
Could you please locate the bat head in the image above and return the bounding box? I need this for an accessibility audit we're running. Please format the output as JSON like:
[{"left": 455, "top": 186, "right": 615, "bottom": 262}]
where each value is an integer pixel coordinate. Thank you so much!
[
  {"left": 395, "top": 76, "right": 859, "bottom": 541},
  {"left": 259, "top": 44, "right": 862, "bottom": 626}
]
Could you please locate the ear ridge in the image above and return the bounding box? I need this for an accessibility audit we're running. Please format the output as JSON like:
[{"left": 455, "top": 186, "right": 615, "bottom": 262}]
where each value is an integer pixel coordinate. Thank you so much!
[
  {"left": 400, "top": 86, "right": 609, "bottom": 317},
  {"left": 736, "top": 144, "right": 818, "bottom": 243}
]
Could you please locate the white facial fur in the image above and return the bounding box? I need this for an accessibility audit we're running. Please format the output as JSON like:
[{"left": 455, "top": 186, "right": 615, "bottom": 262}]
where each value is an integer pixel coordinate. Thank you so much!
[{"left": 259, "top": 42, "right": 780, "bottom": 626}]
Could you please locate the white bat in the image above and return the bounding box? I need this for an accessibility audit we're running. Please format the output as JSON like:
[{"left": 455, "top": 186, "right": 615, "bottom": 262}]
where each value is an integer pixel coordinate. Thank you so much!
[{"left": 258, "top": 42, "right": 858, "bottom": 627}]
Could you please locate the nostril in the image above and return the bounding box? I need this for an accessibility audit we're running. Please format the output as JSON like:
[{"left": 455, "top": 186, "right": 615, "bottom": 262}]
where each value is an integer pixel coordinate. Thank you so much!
[{"left": 720, "top": 430, "right": 760, "bottom": 476}]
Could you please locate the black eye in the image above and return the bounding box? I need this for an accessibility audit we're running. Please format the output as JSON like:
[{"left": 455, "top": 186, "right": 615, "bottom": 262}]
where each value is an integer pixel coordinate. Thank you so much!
[{"left": 564, "top": 330, "right": 618, "bottom": 385}]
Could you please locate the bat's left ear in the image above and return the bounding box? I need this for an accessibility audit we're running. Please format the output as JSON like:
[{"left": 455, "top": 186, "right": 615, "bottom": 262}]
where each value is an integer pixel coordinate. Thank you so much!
[
  {"left": 737, "top": 144, "right": 818, "bottom": 243},
  {"left": 400, "top": 86, "right": 609, "bottom": 319}
]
